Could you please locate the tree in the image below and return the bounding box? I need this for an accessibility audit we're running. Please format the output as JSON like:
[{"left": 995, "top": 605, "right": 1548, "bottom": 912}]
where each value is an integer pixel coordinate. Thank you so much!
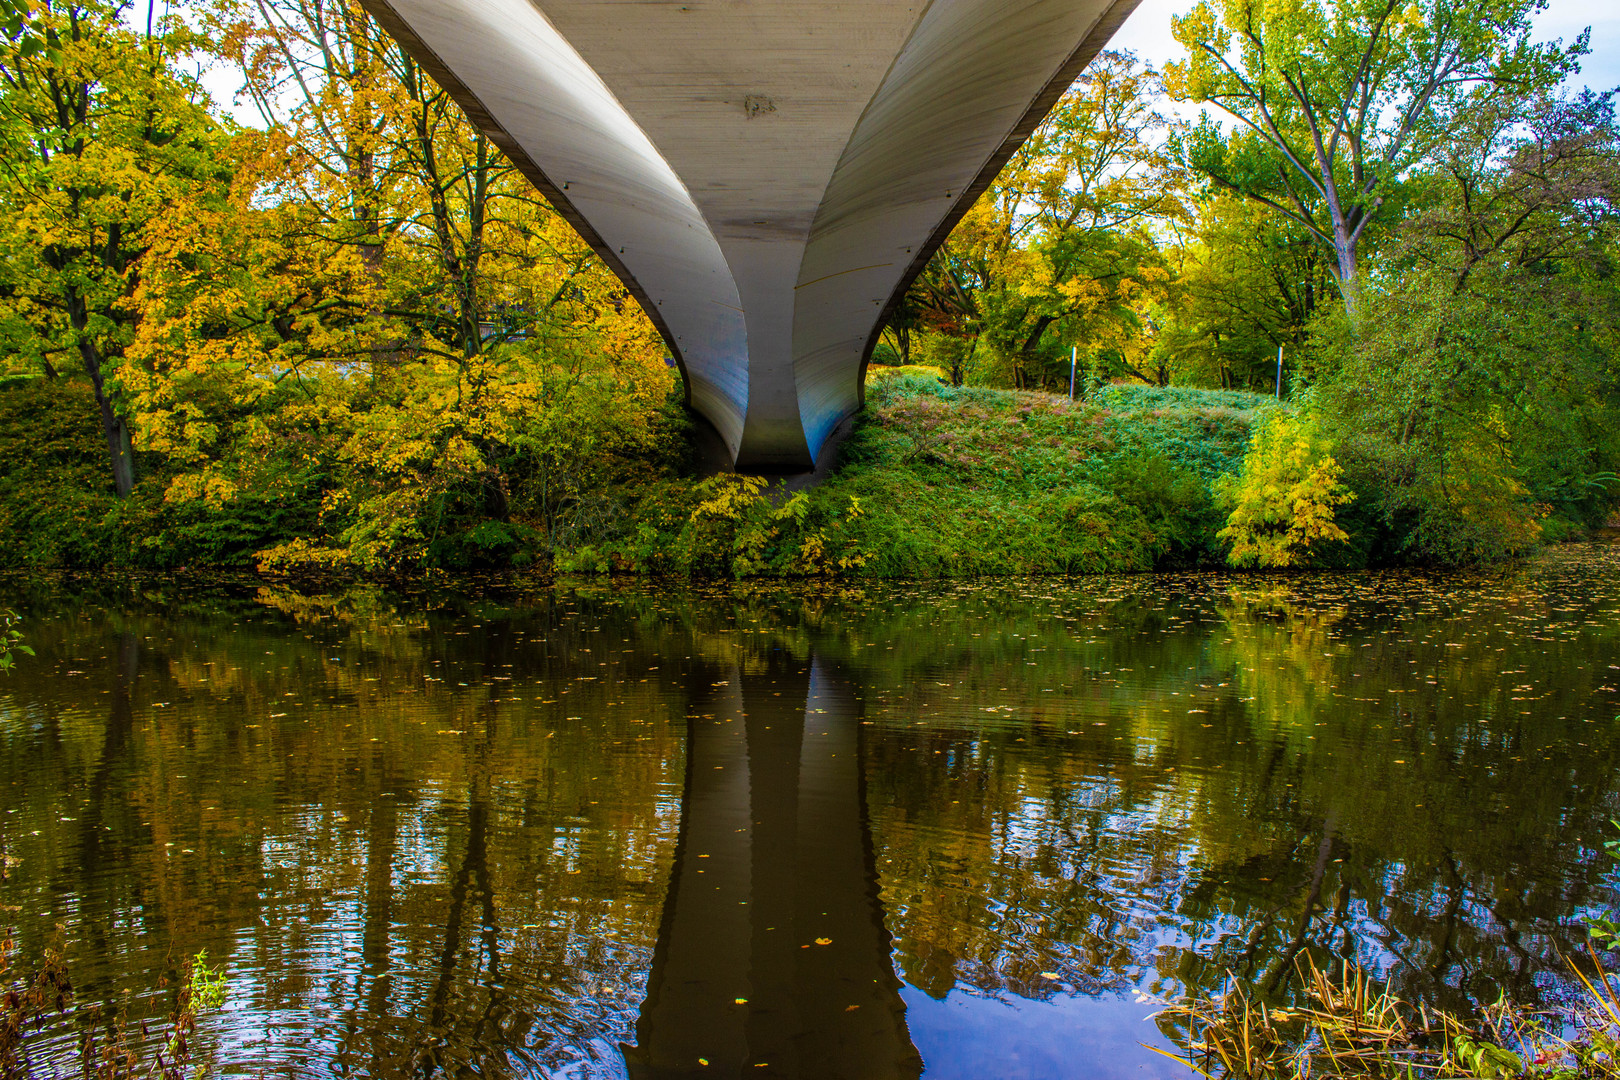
[
  {"left": 0, "top": 0, "right": 230, "bottom": 496},
  {"left": 904, "top": 50, "right": 1181, "bottom": 389},
  {"left": 1165, "top": 0, "right": 1585, "bottom": 311},
  {"left": 1401, "top": 88, "right": 1620, "bottom": 290},
  {"left": 1159, "top": 192, "right": 1332, "bottom": 389},
  {"left": 1317, "top": 91, "right": 1620, "bottom": 563},
  {"left": 117, "top": 0, "right": 680, "bottom": 570},
  {"left": 1214, "top": 405, "right": 1354, "bottom": 567}
]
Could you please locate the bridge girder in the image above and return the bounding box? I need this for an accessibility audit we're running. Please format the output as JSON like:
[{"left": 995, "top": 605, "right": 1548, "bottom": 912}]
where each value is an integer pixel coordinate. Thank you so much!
[{"left": 363, "top": 0, "right": 1140, "bottom": 471}]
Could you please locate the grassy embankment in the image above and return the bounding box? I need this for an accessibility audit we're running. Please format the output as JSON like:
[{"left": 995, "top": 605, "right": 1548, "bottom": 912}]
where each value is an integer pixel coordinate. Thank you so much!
[
  {"left": 703, "top": 370, "right": 1261, "bottom": 578},
  {"left": 0, "top": 369, "right": 1266, "bottom": 576}
]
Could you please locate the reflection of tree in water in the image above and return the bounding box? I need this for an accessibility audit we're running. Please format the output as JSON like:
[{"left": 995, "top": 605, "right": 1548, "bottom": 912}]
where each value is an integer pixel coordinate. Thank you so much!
[
  {"left": 0, "top": 581, "right": 692, "bottom": 1077},
  {"left": 844, "top": 559, "right": 1620, "bottom": 1021},
  {"left": 2, "top": 548, "right": 1619, "bottom": 1072},
  {"left": 1197, "top": 576, "right": 1620, "bottom": 1010}
]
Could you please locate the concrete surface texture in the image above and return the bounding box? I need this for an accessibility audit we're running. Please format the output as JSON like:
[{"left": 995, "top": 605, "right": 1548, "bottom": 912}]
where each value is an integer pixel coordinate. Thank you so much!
[{"left": 362, "top": 0, "right": 1139, "bottom": 471}]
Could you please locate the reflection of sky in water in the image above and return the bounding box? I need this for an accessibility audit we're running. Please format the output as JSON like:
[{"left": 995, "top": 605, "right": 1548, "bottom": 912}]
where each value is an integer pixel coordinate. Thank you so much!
[
  {"left": 1, "top": 543, "right": 1619, "bottom": 1076},
  {"left": 902, "top": 988, "right": 1181, "bottom": 1080}
]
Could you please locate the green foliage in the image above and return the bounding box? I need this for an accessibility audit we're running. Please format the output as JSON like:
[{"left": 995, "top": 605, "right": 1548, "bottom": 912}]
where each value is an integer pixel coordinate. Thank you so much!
[
  {"left": 0, "top": 0, "right": 233, "bottom": 496},
  {"left": 1451, "top": 1032, "right": 1525, "bottom": 1079},
  {"left": 900, "top": 51, "right": 1182, "bottom": 392},
  {"left": 1281, "top": 89, "right": 1620, "bottom": 566},
  {"left": 1096, "top": 453, "right": 1224, "bottom": 568},
  {"left": 1158, "top": 193, "right": 1330, "bottom": 391},
  {"left": 1585, "top": 815, "right": 1620, "bottom": 951},
  {"left": 0, "top": 608, "right": 31, "bottom": 673},
  {"left": 0, "top": 377, "right": 324, "bottom": 569},
  {"left": 1165, "top": 0, "right": 1583, "bottom": 300},
  {"left": 555, "top": 475, "right": 871, "bottom": 580},
  {"left": 533, "top": 379, "right": 1265, "bottom": 579},
  {"left": 865, "top": 364, "right": 948, "bottom": 388},
  {"left": 186, "top": 950, "right": 229, "bottom": 1014},
  {"left": 1319, "top": 264, "right": 1617, "bottom": 566},
  {"left": 791, "top": 378, "right": 1258, "bottom": 577}
]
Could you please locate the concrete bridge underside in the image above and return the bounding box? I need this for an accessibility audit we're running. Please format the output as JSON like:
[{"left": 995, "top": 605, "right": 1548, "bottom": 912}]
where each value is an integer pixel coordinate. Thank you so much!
[{"left": 362, "top": 0, "right": 1140, "bottom": 471}]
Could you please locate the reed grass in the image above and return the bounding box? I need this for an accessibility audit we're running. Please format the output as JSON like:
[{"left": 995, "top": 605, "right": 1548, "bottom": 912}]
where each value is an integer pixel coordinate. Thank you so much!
[{"left": 1149, "top": 947, "right": 1620, "bottom": 1079}]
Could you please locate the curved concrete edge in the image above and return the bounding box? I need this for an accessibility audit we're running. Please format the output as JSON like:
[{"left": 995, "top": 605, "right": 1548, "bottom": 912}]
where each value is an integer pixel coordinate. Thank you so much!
[
  {"left": 520, "top": 0, "right": 928, "bottom": 476},
  {"left": 362, "top": 0, "right": 1142, "bottom": 475},
  {"left": 359, "top": 0, "right": 750, "bottom": 459},
  {"left": 793, "top": 0, "right": 1145, "bottom": 459}
]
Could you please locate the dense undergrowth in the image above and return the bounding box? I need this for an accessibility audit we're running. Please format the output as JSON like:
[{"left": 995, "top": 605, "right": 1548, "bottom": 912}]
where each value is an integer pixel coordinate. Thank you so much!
[
  {"left": 2, "top": 368, "right": 1610, "bottom": 579},
  {"left": 655, "top": 375, "right": 1259, "bottom": 579},
  {"left": 0, "top": 371, "right": 1267, "bottom": 577}
]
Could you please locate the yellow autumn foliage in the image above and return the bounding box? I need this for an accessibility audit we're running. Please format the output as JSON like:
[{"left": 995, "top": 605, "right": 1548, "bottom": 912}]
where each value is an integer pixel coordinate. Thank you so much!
[{"left": 1213, "top": 407, "right": 1355, "bottom": 568}]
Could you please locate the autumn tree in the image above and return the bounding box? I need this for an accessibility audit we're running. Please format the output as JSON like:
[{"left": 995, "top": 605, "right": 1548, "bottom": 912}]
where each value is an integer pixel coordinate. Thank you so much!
[
  {"left": 1214, "top": 405, "right": 1353, "bottom": 567},
  {"left": 1165, "top": 0, "right": 1585, "bottom": 311},
  {"left": 120, "top": 0, "right": 678, "bottom": 570},
  {"left": 904, "top": 50, "right": 1182, "bottom": 390},
  {"left": 0, "top": 0, "right": 230, "bottom": 496}
]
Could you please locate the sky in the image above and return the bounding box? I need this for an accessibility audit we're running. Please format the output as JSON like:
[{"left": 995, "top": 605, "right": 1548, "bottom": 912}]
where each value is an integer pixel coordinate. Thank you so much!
[
  {"left": 195, "top": 0, "right": 1619, "bottom": 130},
  {"left": 1109, "top": 0, "right": 1620, "bottom": 102}
]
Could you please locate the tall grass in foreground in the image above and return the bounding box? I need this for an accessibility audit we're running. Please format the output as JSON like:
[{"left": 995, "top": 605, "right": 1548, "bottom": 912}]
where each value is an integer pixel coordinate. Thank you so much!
[{"left": 1151, "top": 951, "right": 1620, "bottom": 1079}]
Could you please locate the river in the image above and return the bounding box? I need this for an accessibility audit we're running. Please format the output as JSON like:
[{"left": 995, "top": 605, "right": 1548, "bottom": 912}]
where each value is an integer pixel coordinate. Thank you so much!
[{"left": 3, "top": 542, "right": 1619, "bottom": 1078}]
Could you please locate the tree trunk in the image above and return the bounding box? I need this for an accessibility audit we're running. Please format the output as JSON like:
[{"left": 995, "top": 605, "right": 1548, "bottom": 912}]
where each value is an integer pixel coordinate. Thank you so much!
[
  {"left": 1333, "top": 233, "right": 1360, "bottom": 316},
  {"left": 81, "top": 345, "right": 134, "bottom": 498},
  {"left": 69, "top": 289, "right": 134, "bottom": 497}
]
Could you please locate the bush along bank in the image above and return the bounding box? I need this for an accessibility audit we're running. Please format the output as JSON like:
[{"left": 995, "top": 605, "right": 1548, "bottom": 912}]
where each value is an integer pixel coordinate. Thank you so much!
[{"left": 3, "top": 370, "right": 1607, "bottom": 579}]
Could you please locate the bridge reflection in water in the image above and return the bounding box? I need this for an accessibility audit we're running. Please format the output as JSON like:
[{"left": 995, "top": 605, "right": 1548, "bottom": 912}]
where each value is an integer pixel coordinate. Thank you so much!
[{"left": 624, "top": 656, "right": 921, "bottom": 1079}]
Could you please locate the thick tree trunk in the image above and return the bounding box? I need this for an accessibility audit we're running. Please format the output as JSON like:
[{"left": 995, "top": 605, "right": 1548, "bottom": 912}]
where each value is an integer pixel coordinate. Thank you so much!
[{"left": 1333, "top": 233, "right": 1360, "bottom": 316}]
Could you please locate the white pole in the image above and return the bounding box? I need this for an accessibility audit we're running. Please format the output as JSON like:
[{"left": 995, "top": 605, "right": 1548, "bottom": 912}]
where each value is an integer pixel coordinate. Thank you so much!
[
  {"left": 1069, "top": 346, "right": 1077, "bottom": 400},
  {"left": 1275, "top": 345, "right": 1284, "bottom": 399}
]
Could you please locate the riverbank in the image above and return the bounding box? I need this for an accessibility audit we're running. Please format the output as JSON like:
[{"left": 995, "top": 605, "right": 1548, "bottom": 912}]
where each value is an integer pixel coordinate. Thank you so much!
[
  {"left": 548, "top": 373, "right": 1266, "bottom": 579},
  {"left": 1, "top": 371, "right": 1604, "bottom": 578},
  {"left": 0, "top": 371, "right": 1264, "bottom": 577}
]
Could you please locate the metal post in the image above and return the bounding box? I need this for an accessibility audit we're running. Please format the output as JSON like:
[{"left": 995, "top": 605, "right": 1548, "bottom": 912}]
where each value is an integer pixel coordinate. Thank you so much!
[
  {"left": 1276, "top": 345, "right": 1284, "bottom": 399},
  {"left": 1069, "top": 346, "right": 1077, "bottom": 400}
]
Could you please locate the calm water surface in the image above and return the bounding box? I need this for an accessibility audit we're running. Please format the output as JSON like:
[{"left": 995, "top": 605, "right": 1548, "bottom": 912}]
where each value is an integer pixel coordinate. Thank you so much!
[{"left": 4, "top": 544, "right": 1620, "bottom": 1078}]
